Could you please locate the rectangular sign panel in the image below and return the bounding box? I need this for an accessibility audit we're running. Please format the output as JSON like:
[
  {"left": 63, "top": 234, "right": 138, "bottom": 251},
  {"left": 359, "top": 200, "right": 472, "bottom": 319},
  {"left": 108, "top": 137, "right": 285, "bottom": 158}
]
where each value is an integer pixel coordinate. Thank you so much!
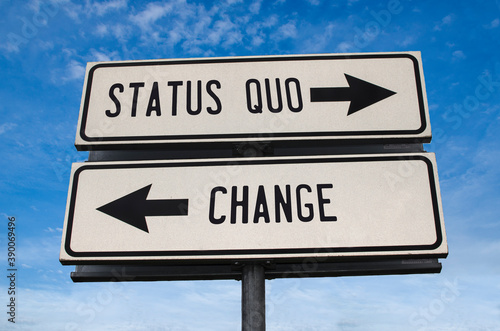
[
  {"left": 75, "top": 52, "right": 431, "bottom": 150},
  {"left": 60, "top": 154, "right": 447, "bottom": 264}
]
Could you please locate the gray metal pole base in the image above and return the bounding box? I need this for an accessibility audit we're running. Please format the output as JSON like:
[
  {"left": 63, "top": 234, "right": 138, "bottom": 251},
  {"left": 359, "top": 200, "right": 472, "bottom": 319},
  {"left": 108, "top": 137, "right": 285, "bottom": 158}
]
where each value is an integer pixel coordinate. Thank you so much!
[{"left": 242, "top": 264, "right": 265, "bottom": 331}]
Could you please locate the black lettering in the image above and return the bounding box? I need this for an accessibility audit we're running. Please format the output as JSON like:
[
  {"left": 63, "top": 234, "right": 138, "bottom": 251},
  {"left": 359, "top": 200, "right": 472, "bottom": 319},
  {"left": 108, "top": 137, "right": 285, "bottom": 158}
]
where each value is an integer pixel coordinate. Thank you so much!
[
  {"left": 146, "top": 82, "right": 161, "bottom": 116},
  {"left": 186, "top": 80, "right": 202, "bottom": 115},
  {"left": 105, "top": 83, "right": 124, "bottom": 117},
  {"left": 253, "top": 185, "right": 270, "bottom": 223},
  {"left": 231, "top": 185, "right": 249, "bottom": 224},
  {"left": 168, "top": 81, "right": 183, "bottom": 116},
  {"left": 246, "top": 79, "right": 263, "bottom": 113},
  {"left": 296, "top": 184, "right": 313, "bottom": 222},
  {"left": 129, "top": 82, "right": 145, "bottom": 117},
  {"left": 285, "top": 78, "right": 303, "bottom": 112},
  {"left": 265, "top": 78, "right": 283, "bottom": 113},
  {"left": 206, "top": 80, "right": 222, "bottom": 114},
  {"left": 209, "top": 186, "right": 227, "bottom": 224},
  {"left": 275, "top": 185, "right": 292, "bottom": 223},
  {"left": 317, "top": 184, "right": 337, "bottom": 222}
]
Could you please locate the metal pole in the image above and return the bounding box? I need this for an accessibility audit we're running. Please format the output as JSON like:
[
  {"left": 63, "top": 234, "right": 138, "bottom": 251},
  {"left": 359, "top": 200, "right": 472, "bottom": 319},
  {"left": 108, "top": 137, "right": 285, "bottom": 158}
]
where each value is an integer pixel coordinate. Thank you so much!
[{"left": 242, "top": 263, "right": 265, "bottom": 331}]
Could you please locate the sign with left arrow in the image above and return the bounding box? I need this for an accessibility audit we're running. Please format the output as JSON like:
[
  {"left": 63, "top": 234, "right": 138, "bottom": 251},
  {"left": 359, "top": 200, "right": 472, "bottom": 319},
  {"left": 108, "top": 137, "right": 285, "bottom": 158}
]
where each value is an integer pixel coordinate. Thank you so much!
[
  {"left": 60, "top": 154, "right": 447, "bottom": 264},
  {"left": 75, "top": 52, "right": 431, "bottom": 150}
]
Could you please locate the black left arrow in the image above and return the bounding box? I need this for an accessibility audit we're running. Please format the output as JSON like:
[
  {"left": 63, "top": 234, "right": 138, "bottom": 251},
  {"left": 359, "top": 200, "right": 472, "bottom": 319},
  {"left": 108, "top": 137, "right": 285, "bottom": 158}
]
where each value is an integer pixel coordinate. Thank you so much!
[
  {"left": 310, "top": 74, "right": 396, "bottom": 116},
  {"left": 96, "top": 184, "right": 188, "bottom": 233}
]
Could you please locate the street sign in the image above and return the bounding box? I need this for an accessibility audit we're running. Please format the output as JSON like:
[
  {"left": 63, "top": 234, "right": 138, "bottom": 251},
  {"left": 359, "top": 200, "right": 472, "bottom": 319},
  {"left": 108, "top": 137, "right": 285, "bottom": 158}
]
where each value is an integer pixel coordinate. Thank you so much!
[
  {"left": 75, "top": 52, "right": 431, "bottom": 150},
  {"left": 60, "top": 153, "right": 447, "bottom": 264}
]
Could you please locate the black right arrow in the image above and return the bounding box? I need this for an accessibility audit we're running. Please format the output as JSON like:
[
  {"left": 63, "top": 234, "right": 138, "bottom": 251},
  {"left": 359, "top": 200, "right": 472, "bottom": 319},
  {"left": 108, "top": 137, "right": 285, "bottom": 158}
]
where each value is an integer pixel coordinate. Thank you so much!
[
  {"left": 96, "top": 184, "right": 188, "bottom": 233},
  {"left": 310, "top": 74, "right": 396, "bottom": 115}
]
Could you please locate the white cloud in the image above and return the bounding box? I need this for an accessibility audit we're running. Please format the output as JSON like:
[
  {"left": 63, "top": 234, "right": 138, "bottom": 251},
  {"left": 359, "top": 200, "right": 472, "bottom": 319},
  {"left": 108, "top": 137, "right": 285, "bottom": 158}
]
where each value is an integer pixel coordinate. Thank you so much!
[
  {"left": 246, "top": 14, "right": 278, "bottom": 34},
  {"left": 275, "top": 21, "right": 297, "bottom": 40},
  {"left": 27, "top": 0, "right": 66, "bottom": 15},
  {"left": 336, "top": 41, "right": 354, "bottom": 52},
  {"left": 262, "top": 14, "right": 279, "bottom": 28},
  {"left": 452, "top": 50, "right": 466, "bottom": 61},
  {"left": 301, "top": 23, "right": 337, "bottom": 53},
  {"left": 398, "top": 36, "right": 416, "bottom": 47},
  {"left": 249, "top": 0, "right": 263, "bottom": 14},
  {"left": 37, "top": 40, "right": 55, "bottom": 50},
  {"left": 2, "top": 280, "right": 242, "bottom": 330},
  {"left": 107, "top": 24, "right": 131, "bottom": 42},
  {"left": 45, "top": 227, "right": 63, "bottom": 233},
  {"left": 95, "top": 24, "right": 108, "bottom": 37},
  {"left": 65, "top": 60, "right": 85, "bottom": 81},
  {"left": 0, "top": 123, "right": 17, "bottom": 135},
  {"left": 127, "top": 1, "right": 287, "bottom": 53},
  {"left": 61, "top": 1, "right": 84, "bottom": 22},
  {"left": 89, "top": 48, "right": 120, "bottom": 62},
  {"left": 129, "top": 2, "right": 174, "bottom": 30},
  {"left": 443, "top": 15, "right": 453, "bottom": 24},
  {"left": 434, "top": 14, "right": 455, "bottom": 31},
  {"left": 208, "top": 18, "right": 243, "bottom": 47},
  {"left": 251, "top": 35, "right": 265, "bottom": 46},
  {"left": 91, "top": 0, "right": 127, "bottom": 16},
  {"left": 113, "top": 24, "right": 129, "bottom": 39},
  {"left": 122, "top": 0, "right": 285, "bottom": 54},
  {"left": 58, "top": 0, "right": 127, "bottom": 21},
  {"left": 484, "top": 18, "right": 499, "bottom": 29},
  {"left": 94, "top": 21, "right": 131, "bottom": 43}
]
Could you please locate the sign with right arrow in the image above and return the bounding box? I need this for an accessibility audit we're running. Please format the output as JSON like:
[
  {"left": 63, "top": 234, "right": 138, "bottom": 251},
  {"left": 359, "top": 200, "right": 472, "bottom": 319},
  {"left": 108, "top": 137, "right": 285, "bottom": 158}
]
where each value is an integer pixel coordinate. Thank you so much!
[{"left": 75, "top": 52, "right": 431, "bottom": 150}]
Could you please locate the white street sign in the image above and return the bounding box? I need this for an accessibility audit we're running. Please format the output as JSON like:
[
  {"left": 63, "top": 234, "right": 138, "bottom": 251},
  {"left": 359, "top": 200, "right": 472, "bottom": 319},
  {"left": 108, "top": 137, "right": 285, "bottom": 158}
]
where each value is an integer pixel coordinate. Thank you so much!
[
  {"left": 75, "top": 52, "right": 431, "bottom": 150},
  {"left": 60, "top": 153, "right": 447, "bottom": 264}
]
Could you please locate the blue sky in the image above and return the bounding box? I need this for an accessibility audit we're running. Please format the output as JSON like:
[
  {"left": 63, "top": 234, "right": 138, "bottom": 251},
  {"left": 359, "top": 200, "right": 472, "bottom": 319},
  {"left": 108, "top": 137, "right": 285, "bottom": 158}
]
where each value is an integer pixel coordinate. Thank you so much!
[{"left": 1, "top": 0, "right": 500, "bottom": 330}]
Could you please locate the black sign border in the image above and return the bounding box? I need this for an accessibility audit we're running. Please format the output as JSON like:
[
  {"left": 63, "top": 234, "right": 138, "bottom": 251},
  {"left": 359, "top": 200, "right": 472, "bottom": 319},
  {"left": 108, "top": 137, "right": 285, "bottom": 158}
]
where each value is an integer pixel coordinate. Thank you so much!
[{"left": 63, "top": 155, "right": 445, "bottom": 263}]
